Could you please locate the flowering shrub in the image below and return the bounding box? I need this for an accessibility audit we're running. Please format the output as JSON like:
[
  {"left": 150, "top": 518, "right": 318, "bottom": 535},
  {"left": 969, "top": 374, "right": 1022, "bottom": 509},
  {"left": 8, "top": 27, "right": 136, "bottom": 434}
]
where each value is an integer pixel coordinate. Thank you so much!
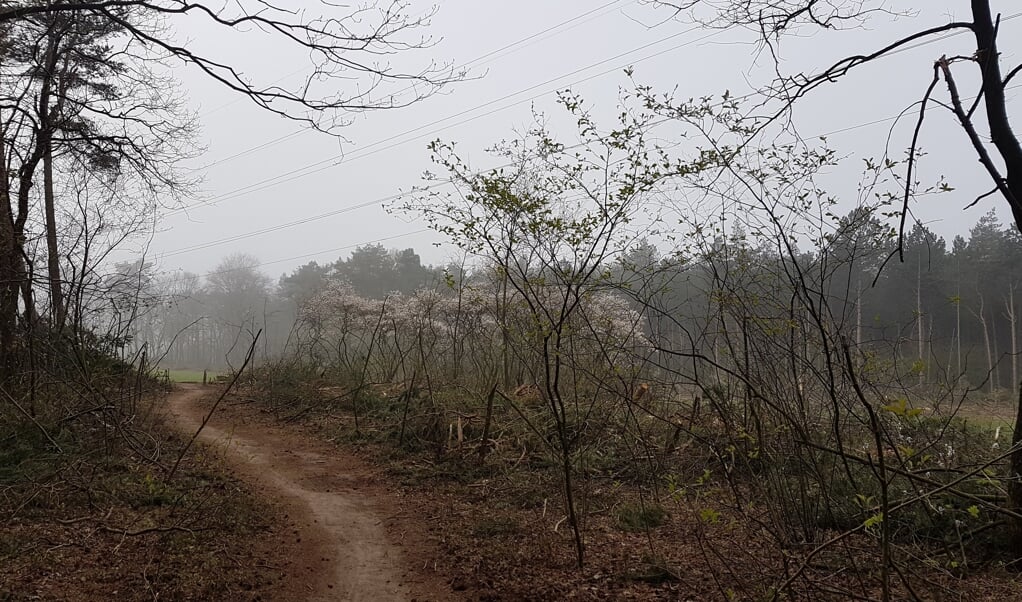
[{"left": 296, "top": 277, "right": 651, "bottom": 393}]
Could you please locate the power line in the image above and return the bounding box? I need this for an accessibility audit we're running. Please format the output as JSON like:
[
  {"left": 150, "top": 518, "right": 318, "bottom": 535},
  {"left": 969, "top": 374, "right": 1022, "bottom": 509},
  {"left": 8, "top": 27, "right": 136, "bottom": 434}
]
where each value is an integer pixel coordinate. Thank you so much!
[
  {"left": 161, "top": 74, "right": 1022, "bottom": 261},
  {"left": 165, "top": 23, "right": 721, "bottom": 217},
  {"left": 168, "top": 11, "right": 1022, "bottom": 218},
  {"left": 162, "top": 180, "right": 608, "bottom": 258},
  {"left": 161, "top": 13, "right": 1022, "bottom": 269},
  {"left": 453, "top": 0, "right": 633, "bottom": 68},
  {"left": 196, "top": 66, "right": 308, "bottom": 119},
  {"left": 192, "top": 0, "right": 634, "bottom": 172},
  {"left": 162, "top": 195, "right": 403, "bottom": 257},
  {"left": 169, "top": 191, "right": 617, "bottom": 278}
]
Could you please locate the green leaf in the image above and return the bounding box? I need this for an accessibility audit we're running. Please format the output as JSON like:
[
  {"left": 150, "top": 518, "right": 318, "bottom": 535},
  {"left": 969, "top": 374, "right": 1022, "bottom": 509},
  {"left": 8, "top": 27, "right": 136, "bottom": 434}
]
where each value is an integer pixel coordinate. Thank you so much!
[
  {"left": 881, "top": 398, "right": 908, "bottom": 416},
  {"left": 864, "top": 512, "right": 884, "bottom": 530},
  {"left": 699, "top": 508, "right": 721, "bottom": 524}
]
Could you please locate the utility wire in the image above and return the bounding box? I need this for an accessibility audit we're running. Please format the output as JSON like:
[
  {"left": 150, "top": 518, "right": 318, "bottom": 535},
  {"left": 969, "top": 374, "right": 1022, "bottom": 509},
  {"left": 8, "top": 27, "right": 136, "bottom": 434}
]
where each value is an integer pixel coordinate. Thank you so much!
[
  {"left": 165, "top": 22, "right": 721, "bottom": 217},
  {"left": 160, "top": 12, "right": 1022, "bottom": 269},
  {"left": 161, "top": 79, "right": 1022, "bottom": 259},
  {"left": 192, "top": 0, "right": 634, "bottom": 172},
  {"left": 161, "top": 196, "right": 399, "bottom": 257},
  {"left": 168, "top": 11, "right": 1022, "bottom": 218},
  {"left": 195, "top": 10, "right": 1022, "bottom": 173}
]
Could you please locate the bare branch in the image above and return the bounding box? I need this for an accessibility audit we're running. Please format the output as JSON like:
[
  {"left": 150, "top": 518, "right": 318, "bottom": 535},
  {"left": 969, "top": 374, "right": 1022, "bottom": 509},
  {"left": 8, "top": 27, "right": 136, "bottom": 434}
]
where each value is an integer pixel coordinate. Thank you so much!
[
  {"left": 898, "top": 63, "right": 940, "bottom": 262},
  {"left": 938, "top": 56, "right": 1017, "bottom": 212}
]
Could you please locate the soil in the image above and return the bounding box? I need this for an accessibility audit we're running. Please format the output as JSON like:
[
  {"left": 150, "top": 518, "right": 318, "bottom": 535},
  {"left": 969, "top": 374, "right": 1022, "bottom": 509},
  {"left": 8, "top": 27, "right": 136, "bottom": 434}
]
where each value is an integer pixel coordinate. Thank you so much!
[{"left": 163, "top": 385, "right": 456, "bottom": 602}]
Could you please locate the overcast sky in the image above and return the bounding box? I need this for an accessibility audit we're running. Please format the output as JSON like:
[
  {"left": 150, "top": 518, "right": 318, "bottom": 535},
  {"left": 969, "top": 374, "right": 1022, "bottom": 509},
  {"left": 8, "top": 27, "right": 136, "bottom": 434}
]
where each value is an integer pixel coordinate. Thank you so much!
[{"left": 130, "top": 1, "right": 1022, "bottom": 281}]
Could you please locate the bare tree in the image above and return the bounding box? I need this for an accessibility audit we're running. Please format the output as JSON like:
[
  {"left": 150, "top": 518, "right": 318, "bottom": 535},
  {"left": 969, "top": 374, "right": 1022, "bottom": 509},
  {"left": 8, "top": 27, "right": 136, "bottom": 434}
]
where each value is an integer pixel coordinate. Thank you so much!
[
  {"left": 647, "top": 2, "right": 1018, "bottom": 244},
  {"left": 0, "top": 0, "right": 459, "bottom": 374},
  {"left": 647, "top": 0, "right": 1022, "bottom": 556},
  {"left": 403, "top": 93, "right": 686, "bottom": 567},
  {"left": 205, "top": 253, "right": 270, "bottom": 369},
  {"left": 0, "top": 1, "right": 460, "bottom": 130}
]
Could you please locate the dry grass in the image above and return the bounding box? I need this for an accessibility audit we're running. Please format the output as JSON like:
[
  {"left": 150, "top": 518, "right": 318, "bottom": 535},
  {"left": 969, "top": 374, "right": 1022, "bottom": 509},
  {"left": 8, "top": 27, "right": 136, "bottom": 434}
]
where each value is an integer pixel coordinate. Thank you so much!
[{"left": 0, "top": 392, "right": 289, "bottom": 601}]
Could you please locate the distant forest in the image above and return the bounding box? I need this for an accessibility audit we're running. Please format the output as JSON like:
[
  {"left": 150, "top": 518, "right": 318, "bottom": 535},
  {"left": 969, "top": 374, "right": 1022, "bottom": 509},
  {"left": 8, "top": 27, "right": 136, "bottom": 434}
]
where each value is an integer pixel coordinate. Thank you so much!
[{"left": 126, "top": 208, "right": 1021, "bottom": 393}]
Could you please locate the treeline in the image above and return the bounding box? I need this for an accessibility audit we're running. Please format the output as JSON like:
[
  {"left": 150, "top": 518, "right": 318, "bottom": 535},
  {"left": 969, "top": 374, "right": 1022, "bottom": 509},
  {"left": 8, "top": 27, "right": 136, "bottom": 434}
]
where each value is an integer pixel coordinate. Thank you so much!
[
  {"left": 0, "top": 0, "right": 452, "bottom": 381},
  {"left": 130, "top": 244, "right": 445, "bottom": 369},
  {"left": 848, "top": 210, "right": 1022, "bottom": 392},
  {"left": 0, "top": 6, "right": 194, "bottom": 378},
  {"left": 131, "top": 209, "right": 1022, "bottom": 390},
  {"left": 638, "top": 208, "right": 1022, "bottom": 394}
]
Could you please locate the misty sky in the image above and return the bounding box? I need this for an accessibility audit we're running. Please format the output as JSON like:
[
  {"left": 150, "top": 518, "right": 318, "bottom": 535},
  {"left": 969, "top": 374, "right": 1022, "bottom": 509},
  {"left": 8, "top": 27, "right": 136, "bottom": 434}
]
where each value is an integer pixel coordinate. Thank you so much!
[{"left": 130, "top": 1, "right": 1022, "bottom": 281}]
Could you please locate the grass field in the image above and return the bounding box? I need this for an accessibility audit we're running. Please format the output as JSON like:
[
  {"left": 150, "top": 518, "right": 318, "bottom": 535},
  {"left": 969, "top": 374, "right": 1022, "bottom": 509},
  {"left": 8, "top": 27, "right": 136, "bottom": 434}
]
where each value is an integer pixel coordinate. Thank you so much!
[{"left": 165, "top": 369, "right": 220, "bottom": 383}]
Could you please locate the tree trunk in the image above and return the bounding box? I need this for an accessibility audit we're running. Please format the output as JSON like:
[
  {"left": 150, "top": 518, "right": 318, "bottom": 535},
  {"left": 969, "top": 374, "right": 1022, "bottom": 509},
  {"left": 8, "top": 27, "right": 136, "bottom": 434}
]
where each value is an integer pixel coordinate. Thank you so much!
[
  {"left": 1009, "top": 382, "right": 1022, "bottom": 556},
  {"left": 0, "top": 131, "right": 16, "bottom": 376},
  {"left": 1008, "top": 286, "right": 1018, "bottom": 390},
  {"left": 917, "top": 258, "right": 924, "bottom": 385},
  {"left": 1014, "top": 288, "right": 1019, "bottom": 390},
  {"left": 994, "top": 309, "right": 1002, "bottom": 389},
  {"left": 977, "top": 297, "right": 995, "bottom": 395},
  {"left": 971, "top": 1, "right": 1022, "bottom": 230},
  {"left": 477, "top": 380, "right": 497, "bottom": 464},
  {"left": 957, "top": 278, "right": 963, "bottom": 378},
  {"left": 856, "top": 277, "right": 862, "bottom": 347},
  {"left": 43, "top": 145, "right": 63, "bottom": 329},
  {"left": 561, "top": 436, "right": 584, "bottom": 568}
]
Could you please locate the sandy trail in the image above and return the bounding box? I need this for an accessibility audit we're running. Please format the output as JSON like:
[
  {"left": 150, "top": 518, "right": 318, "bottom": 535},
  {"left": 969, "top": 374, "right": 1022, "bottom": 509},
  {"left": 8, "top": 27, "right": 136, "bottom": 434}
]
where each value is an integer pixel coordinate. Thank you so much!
[{"left": 164, "top": 385, "right": 422, "bottom": 602}]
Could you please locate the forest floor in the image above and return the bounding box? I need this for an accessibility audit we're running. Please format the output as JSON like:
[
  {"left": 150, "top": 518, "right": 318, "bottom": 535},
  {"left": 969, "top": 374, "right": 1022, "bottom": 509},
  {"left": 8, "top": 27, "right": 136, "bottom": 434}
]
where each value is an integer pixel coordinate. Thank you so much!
[
  {"left": 117, "top": 382, "right": 1022, "bottom": 601},
  {"left": 205, "top": 380, "right": 1022, "bottom": 601},
  {"left": 2, "top": 388, "right": 299, "bottom": 600},
  {"left": 163, "top": 385, "right": 456, "bottom": 601}
]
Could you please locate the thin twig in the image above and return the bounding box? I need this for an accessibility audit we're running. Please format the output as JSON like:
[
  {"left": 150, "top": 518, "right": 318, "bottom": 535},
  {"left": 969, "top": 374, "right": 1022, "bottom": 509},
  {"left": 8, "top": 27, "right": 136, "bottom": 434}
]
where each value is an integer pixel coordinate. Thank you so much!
[
  {"left": 0, "top": 385, "right": 62, "bottom": 453},
  {"left": 898, "top": 63, "right": 940, "bottom": 262}
]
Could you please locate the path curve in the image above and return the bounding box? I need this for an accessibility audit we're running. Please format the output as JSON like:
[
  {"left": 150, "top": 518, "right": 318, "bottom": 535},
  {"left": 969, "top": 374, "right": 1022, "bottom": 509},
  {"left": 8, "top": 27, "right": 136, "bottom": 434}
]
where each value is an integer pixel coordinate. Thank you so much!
[{"left": 164, "top": 385, "right": 418, "bottom": 602}]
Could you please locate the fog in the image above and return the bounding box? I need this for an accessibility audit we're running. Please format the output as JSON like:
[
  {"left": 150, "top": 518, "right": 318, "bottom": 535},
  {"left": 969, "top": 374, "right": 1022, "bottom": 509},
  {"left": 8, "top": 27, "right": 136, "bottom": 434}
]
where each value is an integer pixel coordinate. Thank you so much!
[{"left": 138, "top": 1, "right": 1022, "bottom": 280}]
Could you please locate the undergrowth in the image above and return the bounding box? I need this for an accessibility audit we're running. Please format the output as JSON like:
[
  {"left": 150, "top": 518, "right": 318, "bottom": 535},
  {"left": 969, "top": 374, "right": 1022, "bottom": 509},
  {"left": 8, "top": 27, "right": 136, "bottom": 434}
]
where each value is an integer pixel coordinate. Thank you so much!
[
  {"left": 0, "top": 338, "right": 282, "bottom": 600},
  {"left": 234, "top": 360, "right": 1022, "bottom": 600}
]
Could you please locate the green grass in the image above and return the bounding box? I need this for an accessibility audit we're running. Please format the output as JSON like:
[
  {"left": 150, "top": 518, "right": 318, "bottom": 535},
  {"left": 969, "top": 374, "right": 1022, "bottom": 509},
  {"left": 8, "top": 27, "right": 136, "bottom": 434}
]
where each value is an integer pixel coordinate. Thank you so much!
[{"left": 165, "top": 369, "right": 219, "bottom": 383}]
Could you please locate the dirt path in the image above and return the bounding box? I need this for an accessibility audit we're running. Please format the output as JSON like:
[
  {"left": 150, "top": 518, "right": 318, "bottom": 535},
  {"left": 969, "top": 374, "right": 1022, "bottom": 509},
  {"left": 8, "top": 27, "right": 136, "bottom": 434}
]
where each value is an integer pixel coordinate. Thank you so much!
[{"left": 163, "top": 385, "right": 439, "bottom": 601}]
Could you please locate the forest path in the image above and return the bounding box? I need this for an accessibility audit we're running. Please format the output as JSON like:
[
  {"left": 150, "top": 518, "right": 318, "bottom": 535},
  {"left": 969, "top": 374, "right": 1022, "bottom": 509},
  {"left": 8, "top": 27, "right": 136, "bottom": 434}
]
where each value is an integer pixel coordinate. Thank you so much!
[{"left": 164, "top": 385, "right": 431, "bottom": 602}]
